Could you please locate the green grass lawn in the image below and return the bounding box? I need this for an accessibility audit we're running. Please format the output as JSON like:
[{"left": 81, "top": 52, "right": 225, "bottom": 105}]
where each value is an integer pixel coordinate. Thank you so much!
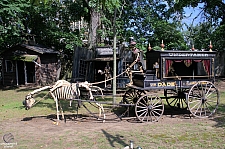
[
  {"left": 0, "top": 87, "right": 56, "bottom": 119},
  {"left": 0, "top": 86, "right": 225, "bottom": 149}
]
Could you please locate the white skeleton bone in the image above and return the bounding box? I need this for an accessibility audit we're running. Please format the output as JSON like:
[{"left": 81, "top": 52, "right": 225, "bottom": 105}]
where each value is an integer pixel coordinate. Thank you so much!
[{"left": 24, "top": 80, "right": 105, "bottom": 122}]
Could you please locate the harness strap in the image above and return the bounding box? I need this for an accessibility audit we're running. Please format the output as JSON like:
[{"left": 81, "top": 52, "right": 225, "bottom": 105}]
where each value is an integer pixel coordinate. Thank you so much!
[{"left": 32, "top": 92, "right": 49, "bottom": 107}]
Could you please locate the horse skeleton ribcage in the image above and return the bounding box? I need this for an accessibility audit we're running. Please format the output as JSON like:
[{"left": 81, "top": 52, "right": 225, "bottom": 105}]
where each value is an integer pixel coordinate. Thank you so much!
[
  {"left": 52, "top": 85, "right": 77, "bottom": 100},
  {"left": 50, "top": 83, "right": 80, "bottom": 107}
]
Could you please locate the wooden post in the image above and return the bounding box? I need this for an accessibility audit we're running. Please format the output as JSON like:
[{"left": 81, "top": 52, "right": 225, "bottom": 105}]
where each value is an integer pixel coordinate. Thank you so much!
[{"left": 113, "top": 8, "right": 117, "bottom": 104}]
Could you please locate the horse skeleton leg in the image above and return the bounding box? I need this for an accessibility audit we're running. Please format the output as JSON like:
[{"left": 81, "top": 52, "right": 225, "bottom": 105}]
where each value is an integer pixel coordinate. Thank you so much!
[
  {"left": 59, "top": 100, "right": 64, "bottom": 120},
  {"left": 55, "top": 100, "right": 60, "bottom": 121},
  {"left": 95, "top": 102, "right": 105, "bottom": 122},
  {"left": 50, "top": 92, "right": 60, "bottom": 121}
]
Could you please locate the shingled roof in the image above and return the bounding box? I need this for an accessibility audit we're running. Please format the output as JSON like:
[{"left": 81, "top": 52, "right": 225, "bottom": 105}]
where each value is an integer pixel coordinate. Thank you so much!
[{"left": 20, "top": 44, "right": 59, "bottom": 54}]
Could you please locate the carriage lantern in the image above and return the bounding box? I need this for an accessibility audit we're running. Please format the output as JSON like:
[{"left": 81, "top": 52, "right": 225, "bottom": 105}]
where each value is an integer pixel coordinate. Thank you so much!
[
  {"left": 191, "top": 45, "right": 195, "bottom": 51},
  {"left": 147, "top": 43, "right": 152, "bottom": 51},
  {"left": 209, "top": 41, "right": 213, "bottom": 52},
  {"left": 160, "top": 40, "right": 165, "bottom": 51}
]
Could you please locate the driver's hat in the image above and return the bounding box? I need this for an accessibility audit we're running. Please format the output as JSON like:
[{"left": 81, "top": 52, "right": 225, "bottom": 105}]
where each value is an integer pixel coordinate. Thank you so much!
[{"left": 130, "top": 41, "right": 136, "bottom": 45}]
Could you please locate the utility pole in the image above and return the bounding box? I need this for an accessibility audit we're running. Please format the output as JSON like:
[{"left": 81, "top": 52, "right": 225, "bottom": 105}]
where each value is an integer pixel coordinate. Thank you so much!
[{"left": 113, "top": 8, "right": 117, "bottom": 104}]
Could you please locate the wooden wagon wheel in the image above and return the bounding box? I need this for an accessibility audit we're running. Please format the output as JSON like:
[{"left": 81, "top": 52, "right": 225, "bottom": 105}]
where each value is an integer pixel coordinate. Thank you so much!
[
  {"left": 135, "top": 94, "right": 164, "bottom": 122},
  {"left": 166, "top": 89, "right": 188, "bottom": 110},
  {"left": 187, "top": 81, "right": 220, "bottom": 118},
  {"left": 119, "top": 88, "right": 146, "bottom": 117},
  {"left": 122, "top": 88, "right": 146, "bottom": 104}
]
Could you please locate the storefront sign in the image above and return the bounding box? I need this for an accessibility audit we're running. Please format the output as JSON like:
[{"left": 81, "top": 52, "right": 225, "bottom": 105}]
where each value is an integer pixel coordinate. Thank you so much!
[{"left": 96, "top": 47, "right": 118, "bottom": 56}]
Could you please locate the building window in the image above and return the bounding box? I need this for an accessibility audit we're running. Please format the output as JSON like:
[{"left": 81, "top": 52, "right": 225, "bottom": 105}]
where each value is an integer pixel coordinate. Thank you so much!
[
  {"left": 79, "top": 60, "right": 87, "bottom": 77},
  {"left": 5, "top": 60, "right": 13, "bottom": 72}
]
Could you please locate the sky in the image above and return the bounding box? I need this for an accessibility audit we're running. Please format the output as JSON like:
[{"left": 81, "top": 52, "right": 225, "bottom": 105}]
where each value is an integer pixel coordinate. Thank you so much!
[{"left": 183, "top": 3, "right": 204, "bottom": 26}]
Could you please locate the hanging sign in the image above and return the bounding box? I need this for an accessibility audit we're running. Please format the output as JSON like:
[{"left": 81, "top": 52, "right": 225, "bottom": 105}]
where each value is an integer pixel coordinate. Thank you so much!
[{"left": 96, "top": 47, "right": 118, "bottom": 56}]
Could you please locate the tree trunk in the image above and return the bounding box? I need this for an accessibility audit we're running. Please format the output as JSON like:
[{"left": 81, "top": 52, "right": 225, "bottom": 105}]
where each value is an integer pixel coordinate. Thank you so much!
[{"left": 88, "top": 9, "right": 100, "bottom": 49}]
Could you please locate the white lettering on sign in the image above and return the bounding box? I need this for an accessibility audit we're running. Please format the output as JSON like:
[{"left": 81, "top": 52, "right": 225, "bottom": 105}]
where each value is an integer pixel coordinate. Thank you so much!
[
  {"left": 168, "top": 53, "right": 209, "bottom": 57},
  {"left": 96, "top": 47, "right": 118, "bottom": 55},
  {"left": 157, "top": 82, "right": 176, "bottom": 87}
]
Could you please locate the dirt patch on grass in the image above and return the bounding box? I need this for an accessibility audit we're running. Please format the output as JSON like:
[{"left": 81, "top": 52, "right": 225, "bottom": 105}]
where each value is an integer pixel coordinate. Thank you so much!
[
  {"left": 0, "top": 79, "right": 225, "bottom": 148},
  {"left": 1, "top": 109, "right": 224, "bottom": 149}
]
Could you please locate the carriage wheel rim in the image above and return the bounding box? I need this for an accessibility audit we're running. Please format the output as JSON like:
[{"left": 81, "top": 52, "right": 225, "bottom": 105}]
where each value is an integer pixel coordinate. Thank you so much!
[
  {"left": 187, "top": 81, "right": 219, "bottom": 118},
  {"left": 135, "top": 94, "right": 164, "bottom": 122},
  {"left": 120, "top": 88, "right": 146, "bottom": 118}
]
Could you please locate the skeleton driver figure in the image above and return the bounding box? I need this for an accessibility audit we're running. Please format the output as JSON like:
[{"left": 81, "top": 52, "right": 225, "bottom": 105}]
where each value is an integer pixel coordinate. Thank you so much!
[{"left": 130, "top": 41, "right": 141, "bottom": 70}]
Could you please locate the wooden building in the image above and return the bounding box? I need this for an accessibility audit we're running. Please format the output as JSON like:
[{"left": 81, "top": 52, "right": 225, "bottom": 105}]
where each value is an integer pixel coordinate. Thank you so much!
[
  {"left": 72, "top": 46, "right": 145, "bottom": 88},
  {"left": 0, "top": 44, "right": 60, "bottom": 86}
]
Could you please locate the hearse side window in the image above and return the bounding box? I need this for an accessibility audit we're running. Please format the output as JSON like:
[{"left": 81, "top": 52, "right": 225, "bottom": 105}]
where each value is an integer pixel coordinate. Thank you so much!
[
  {"left": 5, "top": 60, "right": 13, "bottom": 72},
  {"left": 165, "top": 59, "right": 211, "bottom": 77}
]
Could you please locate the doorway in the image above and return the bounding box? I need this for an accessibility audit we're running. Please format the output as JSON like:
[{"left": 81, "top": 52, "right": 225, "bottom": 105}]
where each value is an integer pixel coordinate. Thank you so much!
[
  {"left": 26, "top": 62, "right": 35, "bottom": 83},
  {"left": 17, "top": 61, "right": 35, "bottom": 85},
  {"left": 95, "top": 61, "right": 113, "bottom": 88}
]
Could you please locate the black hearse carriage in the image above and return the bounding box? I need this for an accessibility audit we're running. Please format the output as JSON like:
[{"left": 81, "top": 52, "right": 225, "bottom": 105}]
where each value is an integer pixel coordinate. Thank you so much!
[
  {"left": 133, "top": 50, "right": 216, "bottom": 88},
  {"left": 122, "top": 49, "right": 219, "bottom": 122}
]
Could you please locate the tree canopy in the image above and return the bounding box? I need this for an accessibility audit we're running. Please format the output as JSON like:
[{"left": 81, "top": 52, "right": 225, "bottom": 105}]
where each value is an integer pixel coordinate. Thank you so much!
[
  {"left": 1, "top": 0, "right": 225, "bottom": 78},
  {"left": 1, "top": 0, "right": 224, "bottom": 51},
  {"left": 169, "top": 0, "right": 225, "bottom": 51},
  {"left": 0, "top": 0, "right": 30, "bottom": 48}
]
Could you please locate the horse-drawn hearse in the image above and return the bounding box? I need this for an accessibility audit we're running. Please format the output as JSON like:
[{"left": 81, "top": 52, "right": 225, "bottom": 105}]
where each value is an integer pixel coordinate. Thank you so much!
[
  {"left": 23, "top": 44, "right": 220, "bottom": 123},
  {"left": 121, "top": 47, "right": 219, "bottom": 122}
]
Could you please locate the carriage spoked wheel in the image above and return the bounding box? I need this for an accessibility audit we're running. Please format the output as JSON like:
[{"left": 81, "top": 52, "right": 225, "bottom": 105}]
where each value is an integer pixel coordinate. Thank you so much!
[
  {"left": 166, "top": 89, "right": 188, "bottom": 110},
  {"left": 122, "top": 88, "right": 146, "bottom": 104},
  {"left": 119, "top": 88, "right": 146, "bottom": 117},
  {"left": 187, "top": 81, "right": 220, "bottom": 118},
  {"left": 135, "top": 94, "right": 164, "bottom": 122}
]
